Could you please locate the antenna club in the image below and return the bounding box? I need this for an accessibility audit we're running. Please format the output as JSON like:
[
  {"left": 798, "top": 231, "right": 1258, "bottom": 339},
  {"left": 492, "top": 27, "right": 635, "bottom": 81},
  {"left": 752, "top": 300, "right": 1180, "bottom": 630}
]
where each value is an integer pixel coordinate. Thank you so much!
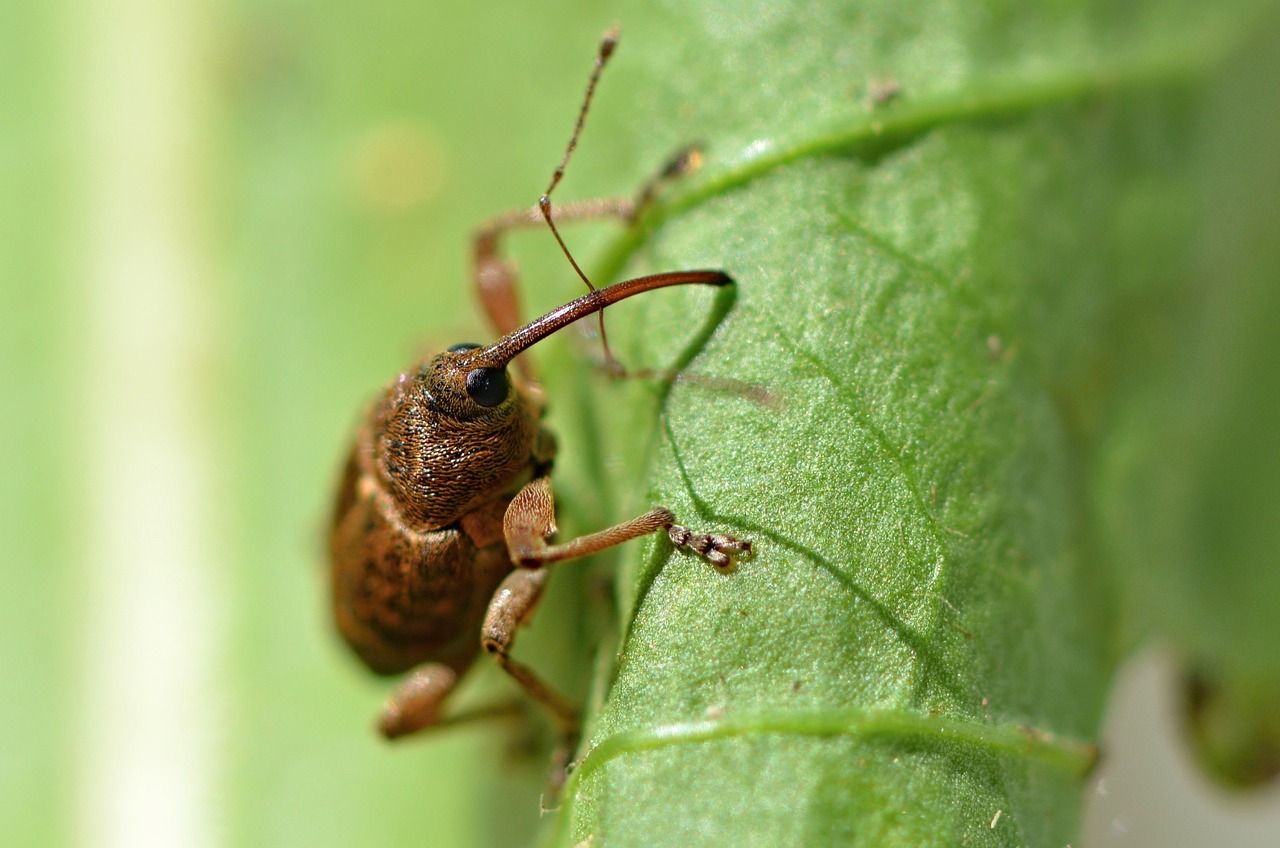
[{"left": 600, "top": 26, "right": 620, "bottom": 57}]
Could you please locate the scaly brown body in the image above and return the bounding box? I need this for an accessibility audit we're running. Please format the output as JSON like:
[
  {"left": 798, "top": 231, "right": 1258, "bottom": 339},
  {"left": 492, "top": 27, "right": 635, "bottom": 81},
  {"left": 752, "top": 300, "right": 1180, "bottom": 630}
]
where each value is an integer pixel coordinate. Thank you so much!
[{"left": 330, "top": 358, "right": 550, "bottom": 676}]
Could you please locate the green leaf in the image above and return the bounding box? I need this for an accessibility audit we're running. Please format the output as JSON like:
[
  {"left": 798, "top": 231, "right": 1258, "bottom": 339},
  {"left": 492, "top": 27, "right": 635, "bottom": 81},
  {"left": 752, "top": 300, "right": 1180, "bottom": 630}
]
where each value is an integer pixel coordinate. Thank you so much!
[{"left": 529, "top": 2, "right": 1274, "bottom": 845}]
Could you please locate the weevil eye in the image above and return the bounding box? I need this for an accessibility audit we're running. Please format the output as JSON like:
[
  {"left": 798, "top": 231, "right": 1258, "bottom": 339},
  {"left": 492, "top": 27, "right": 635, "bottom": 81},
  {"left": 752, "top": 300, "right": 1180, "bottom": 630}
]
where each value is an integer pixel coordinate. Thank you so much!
[
  {"left": 448, "top": 342, "right": 481, "bottom": 353},
  {"left": 465, "top": 367, "right": 509, "bottom": 407}
]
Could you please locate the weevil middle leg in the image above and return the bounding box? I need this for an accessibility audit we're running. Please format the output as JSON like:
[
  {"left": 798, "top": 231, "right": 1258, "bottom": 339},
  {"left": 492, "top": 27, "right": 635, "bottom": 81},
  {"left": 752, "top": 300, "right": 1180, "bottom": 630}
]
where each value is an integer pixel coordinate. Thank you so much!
[
  {"left": 472, "top": 144, "right": 703, "bottom": 385},
  {"left": 468, "top": 27, "right": 694, "bottom": 382},
  {"left": 503, "top": 476, "right": 751, "bottom": 571}
]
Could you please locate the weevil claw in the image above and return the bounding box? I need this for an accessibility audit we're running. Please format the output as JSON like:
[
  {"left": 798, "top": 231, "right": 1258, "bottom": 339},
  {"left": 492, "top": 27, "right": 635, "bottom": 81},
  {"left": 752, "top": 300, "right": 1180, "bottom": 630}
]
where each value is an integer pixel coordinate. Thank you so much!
[{"left": 667, "top": 525, "right": 754, "bottom": 570}]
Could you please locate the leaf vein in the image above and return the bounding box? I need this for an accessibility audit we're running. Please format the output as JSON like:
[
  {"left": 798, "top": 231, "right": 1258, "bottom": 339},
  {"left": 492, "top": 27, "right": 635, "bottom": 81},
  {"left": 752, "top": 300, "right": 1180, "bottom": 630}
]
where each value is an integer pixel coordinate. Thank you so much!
[{"left": 555, "top": 708, "right": 1098, "bottom": 843}]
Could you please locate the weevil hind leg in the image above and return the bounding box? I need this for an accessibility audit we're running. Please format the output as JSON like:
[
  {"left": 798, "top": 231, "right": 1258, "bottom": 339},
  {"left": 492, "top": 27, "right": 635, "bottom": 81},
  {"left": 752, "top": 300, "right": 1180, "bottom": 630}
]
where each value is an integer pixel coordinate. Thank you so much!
[
  {"left": 377, "top": 663, "right": 462, "bottom": 739},
  {"left": 378, "top": 662, "right": 529, "bottom": 740}
]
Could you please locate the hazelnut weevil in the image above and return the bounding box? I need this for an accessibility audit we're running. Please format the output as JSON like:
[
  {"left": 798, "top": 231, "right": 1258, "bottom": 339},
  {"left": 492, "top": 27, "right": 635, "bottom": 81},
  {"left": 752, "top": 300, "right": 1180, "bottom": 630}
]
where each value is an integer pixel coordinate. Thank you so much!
[{"left": 328, "top": 26, "right": 751, "bottom": 755}]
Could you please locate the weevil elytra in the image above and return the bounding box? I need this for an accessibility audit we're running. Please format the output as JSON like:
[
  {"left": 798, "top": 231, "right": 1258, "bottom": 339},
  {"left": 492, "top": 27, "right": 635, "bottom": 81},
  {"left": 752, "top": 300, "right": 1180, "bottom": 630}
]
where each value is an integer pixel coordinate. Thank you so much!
[{"left": 329, "top": 27, "right": 750, "bottom": 745}]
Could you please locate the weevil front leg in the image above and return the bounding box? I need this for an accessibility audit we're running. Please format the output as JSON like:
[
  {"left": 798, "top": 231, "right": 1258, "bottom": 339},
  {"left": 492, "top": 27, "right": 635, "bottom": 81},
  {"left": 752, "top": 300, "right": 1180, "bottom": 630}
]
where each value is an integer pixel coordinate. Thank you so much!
[
  {"left": 477, "top": 476, "right": 750, "bottom": 776},
  {"left": 504, "top": 476, "right": 752, "bottom": 571},
  {"left": 377, "top": 663, "right": 462, "bottom": 739},
  {"left": 478, "top": 478, "right": 751, "bottom": 713},
  {"left": 378, "top": 662, "right": 527, "bottom": 740}
]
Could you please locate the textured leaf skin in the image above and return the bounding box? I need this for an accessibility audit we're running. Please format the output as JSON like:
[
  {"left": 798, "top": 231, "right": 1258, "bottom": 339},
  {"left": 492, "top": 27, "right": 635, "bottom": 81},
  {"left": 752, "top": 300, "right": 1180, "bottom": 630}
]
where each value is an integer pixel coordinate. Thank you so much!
[{"left": 525, "top": 2, "right": 1272, "bottom": 845}]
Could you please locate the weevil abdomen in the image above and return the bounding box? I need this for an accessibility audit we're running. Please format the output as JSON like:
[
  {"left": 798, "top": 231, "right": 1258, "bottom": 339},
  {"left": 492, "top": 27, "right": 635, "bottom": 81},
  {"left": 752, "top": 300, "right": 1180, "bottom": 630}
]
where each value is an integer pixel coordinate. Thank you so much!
[{"left": 330, "top": 445, "right": 512, "bottom": 675}]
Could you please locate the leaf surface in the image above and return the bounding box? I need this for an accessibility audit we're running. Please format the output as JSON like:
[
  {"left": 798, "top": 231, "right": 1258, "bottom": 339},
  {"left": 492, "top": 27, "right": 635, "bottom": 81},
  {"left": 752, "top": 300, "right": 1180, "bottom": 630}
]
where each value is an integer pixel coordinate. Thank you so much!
[{"left": 537, "top": 2, "right": 1267, "bottom": 844}]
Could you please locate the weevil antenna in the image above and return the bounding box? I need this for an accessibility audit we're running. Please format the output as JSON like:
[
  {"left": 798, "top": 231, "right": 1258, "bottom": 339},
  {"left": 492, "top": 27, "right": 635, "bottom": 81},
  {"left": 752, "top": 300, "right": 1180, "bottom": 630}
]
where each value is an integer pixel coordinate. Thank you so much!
[{"left": 540, "top": 25, "right": 624, "bottom": 375}]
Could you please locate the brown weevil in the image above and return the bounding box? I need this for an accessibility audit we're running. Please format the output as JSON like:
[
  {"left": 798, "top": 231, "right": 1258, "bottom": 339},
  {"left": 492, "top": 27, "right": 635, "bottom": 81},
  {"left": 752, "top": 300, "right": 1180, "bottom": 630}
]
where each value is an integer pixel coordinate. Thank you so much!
[{"left": 329, "top": 27, "right": 751, "bottom": 748}]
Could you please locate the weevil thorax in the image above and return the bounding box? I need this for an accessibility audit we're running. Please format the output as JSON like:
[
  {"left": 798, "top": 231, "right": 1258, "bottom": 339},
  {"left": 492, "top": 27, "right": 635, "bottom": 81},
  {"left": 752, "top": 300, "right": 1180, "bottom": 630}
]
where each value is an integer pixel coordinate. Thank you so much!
[{"left": 370, "top": 345, "right": 537, "bottom": 531}]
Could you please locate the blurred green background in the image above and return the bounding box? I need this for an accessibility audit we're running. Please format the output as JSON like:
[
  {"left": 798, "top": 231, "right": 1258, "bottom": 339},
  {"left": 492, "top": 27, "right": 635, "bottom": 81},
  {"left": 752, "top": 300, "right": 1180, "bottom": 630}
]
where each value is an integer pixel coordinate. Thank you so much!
[
  {"left": 5, "top": 2, "right": 632, "bottom": 845},
  {"left": 4, "top": 0, "right": 1278, "bottom": 846}
]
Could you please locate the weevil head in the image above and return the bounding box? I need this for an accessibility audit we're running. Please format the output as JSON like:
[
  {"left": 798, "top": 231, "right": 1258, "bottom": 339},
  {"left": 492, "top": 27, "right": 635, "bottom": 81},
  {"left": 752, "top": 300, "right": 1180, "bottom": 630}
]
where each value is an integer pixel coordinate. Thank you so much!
[
  {"left": 365, "top": 269, "right": 733, "bottom": 530},
  {"left": 422, "top": 342, "right": 517, "bottom": 417},
  {"left": 370, "top": 342, "right": 538, "bottom": 530}
]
